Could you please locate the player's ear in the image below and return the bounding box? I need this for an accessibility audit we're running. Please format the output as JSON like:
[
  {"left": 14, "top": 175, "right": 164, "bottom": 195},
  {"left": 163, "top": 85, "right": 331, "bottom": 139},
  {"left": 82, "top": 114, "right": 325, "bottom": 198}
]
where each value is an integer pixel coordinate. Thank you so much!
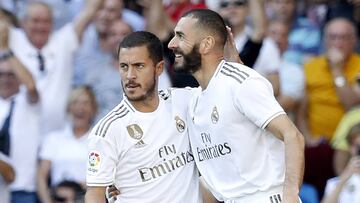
[
  {"left": 155, "top": 60, "right": 164, "bottom": 77},
  {"left": 200, "top": 35, "right": 215, "bottom": 54}
]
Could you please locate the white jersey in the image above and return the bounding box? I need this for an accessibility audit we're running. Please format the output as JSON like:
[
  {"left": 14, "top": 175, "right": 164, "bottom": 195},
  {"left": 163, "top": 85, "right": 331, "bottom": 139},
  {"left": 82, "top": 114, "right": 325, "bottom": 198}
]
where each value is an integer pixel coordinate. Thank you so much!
[
  {"left": 188, "top": 60, "right": 286, "bottom": 201},
  {"left": 86, "top": 89, "right": 201, "bottom": 203}
]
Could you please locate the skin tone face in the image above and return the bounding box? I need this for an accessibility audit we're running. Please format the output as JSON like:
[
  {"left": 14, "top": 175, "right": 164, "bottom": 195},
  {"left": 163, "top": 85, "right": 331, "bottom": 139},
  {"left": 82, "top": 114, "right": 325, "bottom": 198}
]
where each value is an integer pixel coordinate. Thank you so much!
[
  {"left": 267, "top": 21, "right": 289, "bottom": 54},
  {"left": 218, "top": 0, "right": 248, "bottom": 28},
  {"left": 23, "top": 4, "right": 53, "bottom": 49},
  {"left": 268, "top": 0, "right": 295, "bottom": 23},
  {"left": 0, "top": 61, "right": 19, "bottom": 99},
  {"left": 95, "top": 0, "right": 123, "bottom": 35},
  {"left": 325, "top": 19, "right": 357, "bottom": 60},
  {"left": 68, "top": 92, "right": 96, "bottom": 127},
  {"left": 118, "top": 45, "right": 162, "bottom": 103},
  {"left": 168, "top": 17, "right": 202, "bottom": 73},
  {"left": 106, "top": 20, "right": 132, "bottom": 56}
]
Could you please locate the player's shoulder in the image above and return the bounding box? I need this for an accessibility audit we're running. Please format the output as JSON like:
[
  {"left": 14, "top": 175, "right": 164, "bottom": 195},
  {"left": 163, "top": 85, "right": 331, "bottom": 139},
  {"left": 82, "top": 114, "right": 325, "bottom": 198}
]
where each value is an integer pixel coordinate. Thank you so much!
[
  {"left": 216, "top": 61, "right": 259, "bottom": 84},
  {"left": 91, "top": 100, "right": 134, "bottom": 138},
  {"left": 159, "top": 87, "right": 198, "bottom": 101}
]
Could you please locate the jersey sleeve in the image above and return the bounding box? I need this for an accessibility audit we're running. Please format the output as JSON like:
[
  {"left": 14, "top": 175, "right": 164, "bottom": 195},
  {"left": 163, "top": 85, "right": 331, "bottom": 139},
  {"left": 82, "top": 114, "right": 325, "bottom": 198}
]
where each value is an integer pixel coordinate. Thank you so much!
[
  {"left": 86, "top": 131, "right": 118, "bottom": 187},
  {"left": 234, "top": 76, "right": 285, "bottom": 129}
]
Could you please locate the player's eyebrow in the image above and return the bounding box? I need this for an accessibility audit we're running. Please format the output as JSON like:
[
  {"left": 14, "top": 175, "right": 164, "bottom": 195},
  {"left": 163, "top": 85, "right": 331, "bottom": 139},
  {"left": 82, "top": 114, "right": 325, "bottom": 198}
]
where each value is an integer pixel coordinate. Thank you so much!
[{"left": 174, "top": 31, "right": 185, "bottom": 37}]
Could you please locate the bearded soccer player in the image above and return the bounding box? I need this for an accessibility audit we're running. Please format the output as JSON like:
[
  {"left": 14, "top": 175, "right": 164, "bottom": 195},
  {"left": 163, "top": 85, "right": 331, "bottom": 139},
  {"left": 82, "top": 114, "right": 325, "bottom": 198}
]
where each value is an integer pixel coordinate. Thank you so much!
[
  {"left": 85, "top": 31, "right": 201, "bottom": 203},
  {"left": 168, "top": 9, "right": 305, "bottom": 203}
]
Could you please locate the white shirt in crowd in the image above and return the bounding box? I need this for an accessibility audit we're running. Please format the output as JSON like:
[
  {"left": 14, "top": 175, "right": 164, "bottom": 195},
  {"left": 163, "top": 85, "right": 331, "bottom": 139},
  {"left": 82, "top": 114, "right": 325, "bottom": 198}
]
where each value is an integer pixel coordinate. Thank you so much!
[
  {"left": 324, "top": 174, "right": 360, "bottom": 203},
  {"left": 234, "top": 27, "right": 281, "bottom": 76},
  {"left": 9, "top": 23, "right": 79, "bottom": 134},
  {"left": 39, "top": 124, "right": 90, "bottom": 186},
  {"left": 0, "top": 88, "right": 41, "bottom": 192},
  {"left": 188, "top": 60, "right": 286, "bottom": 202},
  {"left": 87, "top": 89, "right": 201, "bottom": 203}
]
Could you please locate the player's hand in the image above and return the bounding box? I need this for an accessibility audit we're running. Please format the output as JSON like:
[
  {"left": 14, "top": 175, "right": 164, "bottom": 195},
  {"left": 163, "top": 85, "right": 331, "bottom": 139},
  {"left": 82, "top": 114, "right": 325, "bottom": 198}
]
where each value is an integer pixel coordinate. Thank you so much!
[
  {"left": 224, "top": 26, "right": 243, "bottom": 64},
  {"left": 106, "top": 185, "right": 120, "bottom": 203}
]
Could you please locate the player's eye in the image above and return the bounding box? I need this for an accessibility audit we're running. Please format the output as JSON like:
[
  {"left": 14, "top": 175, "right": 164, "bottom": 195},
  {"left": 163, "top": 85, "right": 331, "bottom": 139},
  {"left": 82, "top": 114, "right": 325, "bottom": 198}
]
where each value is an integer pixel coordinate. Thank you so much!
[{"left": 119, "top": 64, "right": 128, "bottom": 70}]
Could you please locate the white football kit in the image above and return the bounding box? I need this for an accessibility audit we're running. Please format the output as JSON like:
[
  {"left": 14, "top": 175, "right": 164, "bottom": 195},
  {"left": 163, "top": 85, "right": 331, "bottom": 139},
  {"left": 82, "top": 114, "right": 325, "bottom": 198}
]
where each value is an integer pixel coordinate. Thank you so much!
[
  {"left": 188, "top": 60, "right": 287, "bottom": 203},
  {"left": 86, "top": 89, "right": 201, "bottom": 203}
]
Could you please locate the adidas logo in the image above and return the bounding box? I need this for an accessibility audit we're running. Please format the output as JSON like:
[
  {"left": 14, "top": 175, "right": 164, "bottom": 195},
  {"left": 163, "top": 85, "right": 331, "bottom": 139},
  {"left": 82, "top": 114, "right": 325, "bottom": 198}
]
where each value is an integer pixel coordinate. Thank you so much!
[{"left": 134, "top": 140, "right": 146, "bottom": 148}]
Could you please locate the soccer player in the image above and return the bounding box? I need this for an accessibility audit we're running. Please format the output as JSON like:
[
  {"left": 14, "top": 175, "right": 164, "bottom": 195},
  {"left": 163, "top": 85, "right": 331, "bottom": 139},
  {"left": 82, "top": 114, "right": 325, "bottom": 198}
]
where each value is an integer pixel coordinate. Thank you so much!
[
  {"left": 168, "top": 9, "right": 305, "bottom": 203},
  {"left": 84, "top": 31, "right": 201, "bottom": 203}
]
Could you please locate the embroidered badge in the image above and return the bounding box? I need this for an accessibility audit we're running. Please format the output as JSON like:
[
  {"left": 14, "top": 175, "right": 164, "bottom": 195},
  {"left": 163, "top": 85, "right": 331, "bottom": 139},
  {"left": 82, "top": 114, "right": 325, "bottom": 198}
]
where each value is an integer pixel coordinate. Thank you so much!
[
  {"left": 88, "top": 151, "right": 101, "bottom": 174},
  {"left": 175, "top": 116, "right": 186, "bottom": 133},
  {"left": 127, "top": 124, "right": 143, "bottom": 140},
  {"left": 211, "top": 106, "right": 219, "bottom": 124}
]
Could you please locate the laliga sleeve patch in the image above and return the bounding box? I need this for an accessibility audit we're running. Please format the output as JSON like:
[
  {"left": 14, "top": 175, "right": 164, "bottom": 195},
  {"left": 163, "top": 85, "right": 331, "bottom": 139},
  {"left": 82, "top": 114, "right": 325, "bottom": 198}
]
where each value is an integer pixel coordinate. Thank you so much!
[{"left": 87, "top": 151, "right": 101, "bottom": 175}]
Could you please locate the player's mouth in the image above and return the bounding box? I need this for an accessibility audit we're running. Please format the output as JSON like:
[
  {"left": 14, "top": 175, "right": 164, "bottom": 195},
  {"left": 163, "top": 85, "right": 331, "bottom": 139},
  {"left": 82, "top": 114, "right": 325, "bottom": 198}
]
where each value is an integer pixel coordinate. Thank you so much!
[
  {"left": 174, "top": 54, "right": 183, "bottom": 58},
  {"left": 125, "top": 83, "right": 140, "bottom": 91}
]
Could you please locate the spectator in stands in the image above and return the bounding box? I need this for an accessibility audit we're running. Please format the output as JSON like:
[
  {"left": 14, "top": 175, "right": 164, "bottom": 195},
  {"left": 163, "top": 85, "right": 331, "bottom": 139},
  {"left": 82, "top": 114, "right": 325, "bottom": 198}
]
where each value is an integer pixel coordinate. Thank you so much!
[
  {"left": 298, "top": 17, "right": 360, "bottom": 145},
  {"left": 37, "top": 86, "right": 97, "bottom": 203},
  {"left": 297, "top": 17, "right": 360, "bottom": 198},
  {"left": 322, "top": 123, "right": 360, "bottom": 203},
  {"left": 331, "top": 77, "right": 360, "bottom": 175},
  {"left": 267, "top": 0, "right": 322, "bottom": 65},
  {"left": 82, "top": 19, "right": 131, "bottom": 120},
  {"left": 7, "top": 0, "right": 103, "bottom": 135},
  {"left": 267, "top": 19, "right": 304, "bottom": 115},
  {"left": 332, "top": 105, "right": 360, "bottom": 175},
  {"left": 0, "top": 19, "right": 40, "bottom": 203},
  {"left": 217, "top": 0, "right": 276, "bottom": 73},
  {"left": 73, "top": 0, "right": 145, "bottom": 82}
]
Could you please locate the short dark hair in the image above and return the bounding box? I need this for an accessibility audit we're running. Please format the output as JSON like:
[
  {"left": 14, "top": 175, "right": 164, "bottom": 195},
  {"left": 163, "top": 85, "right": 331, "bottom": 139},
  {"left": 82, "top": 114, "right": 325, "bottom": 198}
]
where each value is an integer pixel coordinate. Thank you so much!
[
  {"left": 117, "top": 31, "right": 164, "bottom": 64},
  {"left": 182, "top": 9, "right": 227, "bottom": 47}
]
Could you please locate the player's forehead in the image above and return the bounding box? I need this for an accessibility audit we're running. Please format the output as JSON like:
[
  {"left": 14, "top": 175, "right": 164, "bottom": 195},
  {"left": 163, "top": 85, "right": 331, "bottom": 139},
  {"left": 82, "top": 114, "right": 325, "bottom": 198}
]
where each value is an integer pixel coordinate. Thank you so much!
[
  {"left": 119, "top": 46, "right": 150, "bottom": 63},
  {"left": 174, "top": 17, "right": 198, "bottom": 35}
]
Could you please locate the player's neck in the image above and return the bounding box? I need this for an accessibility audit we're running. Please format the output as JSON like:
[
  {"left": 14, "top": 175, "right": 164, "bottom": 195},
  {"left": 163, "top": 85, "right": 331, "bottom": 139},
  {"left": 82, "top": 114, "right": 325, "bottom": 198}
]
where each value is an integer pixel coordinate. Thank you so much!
[
  {"left": 193, "top": 55, "right": 223, "bottom": 90},
  {"left": 130, "top": 93, "right": 160, "bottom": 113}
]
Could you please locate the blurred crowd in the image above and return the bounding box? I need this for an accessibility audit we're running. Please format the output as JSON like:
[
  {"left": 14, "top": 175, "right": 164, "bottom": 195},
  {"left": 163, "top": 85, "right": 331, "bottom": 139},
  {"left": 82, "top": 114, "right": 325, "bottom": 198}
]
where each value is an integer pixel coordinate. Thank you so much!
[{"left": 0, "top": 0, "right": 360, "bottom": 203}]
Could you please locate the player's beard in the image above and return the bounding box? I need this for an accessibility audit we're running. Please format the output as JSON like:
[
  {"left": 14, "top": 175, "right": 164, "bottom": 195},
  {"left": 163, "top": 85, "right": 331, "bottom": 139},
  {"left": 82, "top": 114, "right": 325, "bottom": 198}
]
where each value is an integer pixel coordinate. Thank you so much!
[
  {"left": 122, "top": 76, "right": 157, "bottom": 102},
  {"left": 174, "top": 44, "right": 201, "bottom": 74}
]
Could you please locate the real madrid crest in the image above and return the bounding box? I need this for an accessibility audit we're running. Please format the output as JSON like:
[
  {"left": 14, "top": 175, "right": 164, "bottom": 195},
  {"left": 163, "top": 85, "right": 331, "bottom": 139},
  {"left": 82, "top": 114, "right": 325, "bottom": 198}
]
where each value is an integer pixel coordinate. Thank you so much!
[
  {"left": 127, "top": 124, "right": 143, "bottom": 140},
  {"left": 211, "top": 106, "right": 219, "bottom": 124},
  {"left": 175, "top": 116, "right": 186, "bottom": 133}
]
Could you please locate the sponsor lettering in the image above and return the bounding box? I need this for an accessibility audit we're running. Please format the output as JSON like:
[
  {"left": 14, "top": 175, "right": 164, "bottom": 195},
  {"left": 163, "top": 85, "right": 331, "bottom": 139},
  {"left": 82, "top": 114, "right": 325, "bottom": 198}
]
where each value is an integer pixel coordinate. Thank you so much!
[
  {"left": 138, "top": 145, "right": 194, "bottom": 182},
  {"left": 197, "top": 142, "right": 231, "bottom": 161}
]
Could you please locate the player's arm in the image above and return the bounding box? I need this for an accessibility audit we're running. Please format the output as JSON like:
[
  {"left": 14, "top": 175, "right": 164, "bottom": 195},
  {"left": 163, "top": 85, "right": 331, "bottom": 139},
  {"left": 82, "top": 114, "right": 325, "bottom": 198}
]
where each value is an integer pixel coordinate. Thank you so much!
[
  {"left": 266, "top": 114, "right": 305, "bottom": 203},
  {"left": 85, "top": 186, "right": 107, "bottom": 203},
  {"left": 86, "top": 126, "right": 119, "bottom": 202}
]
